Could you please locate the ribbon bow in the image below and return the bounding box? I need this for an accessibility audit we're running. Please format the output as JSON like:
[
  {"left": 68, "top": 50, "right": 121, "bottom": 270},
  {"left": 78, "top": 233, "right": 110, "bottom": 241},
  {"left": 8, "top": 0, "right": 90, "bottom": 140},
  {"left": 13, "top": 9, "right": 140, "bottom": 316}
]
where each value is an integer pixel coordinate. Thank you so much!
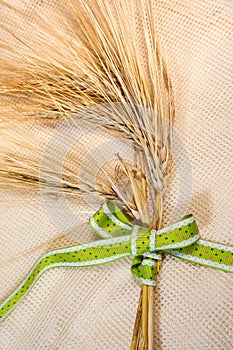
[
  {"left": 90, "top": 202, "right": 232, "bottom": 285},
  {"left": 0, "top": 201, "right": 232, "bottom": 322}
]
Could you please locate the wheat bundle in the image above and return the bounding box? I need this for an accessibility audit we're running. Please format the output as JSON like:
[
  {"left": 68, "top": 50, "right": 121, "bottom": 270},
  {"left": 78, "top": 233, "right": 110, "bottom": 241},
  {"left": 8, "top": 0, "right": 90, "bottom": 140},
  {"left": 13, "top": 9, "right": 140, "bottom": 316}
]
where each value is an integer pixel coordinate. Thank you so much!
[{"left": 1, "top": 0, "right": 173, "bottom": 348}]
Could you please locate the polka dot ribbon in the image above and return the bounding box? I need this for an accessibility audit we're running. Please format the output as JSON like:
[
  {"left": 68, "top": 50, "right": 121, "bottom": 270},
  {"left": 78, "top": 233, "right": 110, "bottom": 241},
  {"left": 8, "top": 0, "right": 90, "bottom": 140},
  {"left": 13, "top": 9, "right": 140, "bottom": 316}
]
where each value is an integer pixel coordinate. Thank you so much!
[{"left": 0, "top": 201, "right": 232, "bottom": 323}]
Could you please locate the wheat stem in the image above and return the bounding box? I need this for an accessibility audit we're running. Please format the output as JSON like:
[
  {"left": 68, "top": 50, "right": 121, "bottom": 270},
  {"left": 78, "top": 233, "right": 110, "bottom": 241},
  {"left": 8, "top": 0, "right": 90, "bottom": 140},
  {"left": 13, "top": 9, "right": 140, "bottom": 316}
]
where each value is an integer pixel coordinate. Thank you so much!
[
  {"left": 130, "top": 288, "right": 143, "bottom": 350},
  {"left": 147, "top": 286, "right": 154, "bottom": 350},
  {"left": 141, "top": 285, "right": 149, "bottom": 349}
]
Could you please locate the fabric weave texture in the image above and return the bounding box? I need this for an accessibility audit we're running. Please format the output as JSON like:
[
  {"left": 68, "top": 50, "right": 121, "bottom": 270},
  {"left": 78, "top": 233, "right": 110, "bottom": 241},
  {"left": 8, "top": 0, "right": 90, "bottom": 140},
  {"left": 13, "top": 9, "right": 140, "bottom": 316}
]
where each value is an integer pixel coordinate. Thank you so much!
[{"left": 0, "top": 0, "right": 232, "bottom": 349}]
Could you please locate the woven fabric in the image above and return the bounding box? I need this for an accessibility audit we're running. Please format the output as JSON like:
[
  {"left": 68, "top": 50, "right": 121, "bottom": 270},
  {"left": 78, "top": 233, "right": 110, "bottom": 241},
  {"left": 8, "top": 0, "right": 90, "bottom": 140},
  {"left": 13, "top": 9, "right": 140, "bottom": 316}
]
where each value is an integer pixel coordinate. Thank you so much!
[{"left": 0, "top": 0, "right": 232, "bottom": 349}]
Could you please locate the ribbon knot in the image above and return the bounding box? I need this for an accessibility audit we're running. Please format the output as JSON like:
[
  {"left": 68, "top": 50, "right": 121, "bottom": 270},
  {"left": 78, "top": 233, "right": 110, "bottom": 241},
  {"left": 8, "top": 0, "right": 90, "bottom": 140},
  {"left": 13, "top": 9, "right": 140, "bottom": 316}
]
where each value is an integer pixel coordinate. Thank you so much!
[
  {"left": 129, "top": 226, "right": 160, "bottom": 285},
  {"left": 130, "top": 226, "right": 162, "bottom": 286}
]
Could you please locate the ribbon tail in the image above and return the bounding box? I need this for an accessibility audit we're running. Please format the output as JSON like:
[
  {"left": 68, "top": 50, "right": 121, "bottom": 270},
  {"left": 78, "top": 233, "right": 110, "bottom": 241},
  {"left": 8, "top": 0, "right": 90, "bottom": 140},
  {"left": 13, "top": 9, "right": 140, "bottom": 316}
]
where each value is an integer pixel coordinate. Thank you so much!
[
  {"left": 165, "top": 239, "right": 233, "bottom": 273},
  {"left": 0, "top": 235, "right": 131, "bottom": 323}
]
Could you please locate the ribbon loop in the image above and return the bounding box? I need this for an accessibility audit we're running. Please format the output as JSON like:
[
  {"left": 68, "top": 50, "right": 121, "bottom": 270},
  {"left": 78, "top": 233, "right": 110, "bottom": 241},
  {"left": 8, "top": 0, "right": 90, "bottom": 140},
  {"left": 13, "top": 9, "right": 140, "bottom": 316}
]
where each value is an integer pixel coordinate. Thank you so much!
[
  {"left": 156, "top": 214, "right": 200, "bottom": 250},
  {"left": 90, "top": 201, "right": 132, "bottom": 239}
]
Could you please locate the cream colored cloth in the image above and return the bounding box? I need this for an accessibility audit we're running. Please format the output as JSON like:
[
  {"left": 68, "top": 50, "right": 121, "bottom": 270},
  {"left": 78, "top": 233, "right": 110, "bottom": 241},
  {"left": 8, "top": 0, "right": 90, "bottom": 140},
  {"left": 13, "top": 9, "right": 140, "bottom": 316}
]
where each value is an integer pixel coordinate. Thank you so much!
[{"left": 0, "top": 0, "right": 232, "bottom": 349}]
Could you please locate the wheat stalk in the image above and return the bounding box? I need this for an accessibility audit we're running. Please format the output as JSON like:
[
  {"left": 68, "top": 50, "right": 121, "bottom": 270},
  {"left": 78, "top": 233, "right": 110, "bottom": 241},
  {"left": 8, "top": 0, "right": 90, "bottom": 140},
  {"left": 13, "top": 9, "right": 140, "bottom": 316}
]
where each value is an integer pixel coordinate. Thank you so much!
[{"left": 0, "top": 0, "right": 174, "bottom": 348}]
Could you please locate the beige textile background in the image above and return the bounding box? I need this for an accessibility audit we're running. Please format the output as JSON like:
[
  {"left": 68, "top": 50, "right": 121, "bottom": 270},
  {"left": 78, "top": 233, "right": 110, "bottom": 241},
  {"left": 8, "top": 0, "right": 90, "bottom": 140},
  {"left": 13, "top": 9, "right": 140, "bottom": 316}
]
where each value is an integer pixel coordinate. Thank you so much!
[{"left": 0, "top": 0, "right": 233, "bottom": 349}]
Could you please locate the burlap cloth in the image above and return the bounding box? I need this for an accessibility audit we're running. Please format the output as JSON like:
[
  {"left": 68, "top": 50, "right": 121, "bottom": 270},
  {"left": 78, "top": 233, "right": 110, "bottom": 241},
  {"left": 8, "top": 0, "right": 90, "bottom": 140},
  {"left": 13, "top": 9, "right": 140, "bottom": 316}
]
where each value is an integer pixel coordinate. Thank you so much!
[{"left": 0, "top": 0, "right": 232, "bottom": 349}]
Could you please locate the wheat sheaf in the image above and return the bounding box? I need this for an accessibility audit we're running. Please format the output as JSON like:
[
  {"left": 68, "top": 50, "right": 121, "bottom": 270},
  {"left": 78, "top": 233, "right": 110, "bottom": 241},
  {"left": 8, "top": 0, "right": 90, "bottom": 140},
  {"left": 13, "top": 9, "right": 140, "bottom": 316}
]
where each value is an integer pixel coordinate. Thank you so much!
[{"left": 0, "top": 1, "right": 174, "bottom": 349}]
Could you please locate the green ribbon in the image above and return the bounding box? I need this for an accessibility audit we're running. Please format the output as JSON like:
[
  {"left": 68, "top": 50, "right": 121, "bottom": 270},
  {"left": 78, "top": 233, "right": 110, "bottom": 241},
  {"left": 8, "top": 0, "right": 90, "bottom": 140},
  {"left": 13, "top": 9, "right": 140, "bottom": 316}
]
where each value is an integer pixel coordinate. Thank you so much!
[{"left": 0, "top": 201, "right": 232, "bottom": 323}]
